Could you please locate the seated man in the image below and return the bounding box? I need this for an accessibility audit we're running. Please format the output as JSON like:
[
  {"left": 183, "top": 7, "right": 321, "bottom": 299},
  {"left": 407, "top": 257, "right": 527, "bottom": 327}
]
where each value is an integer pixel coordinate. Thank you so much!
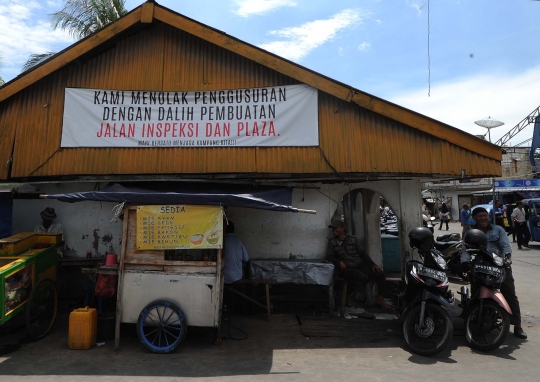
[
  {"left": 327, "top": 220, "right": 391, "bottom": 309},
  {"left": 223, "top": 221, "right": 249, "bottom": 284},
  {"left": 34, "top": 207, "right": 64, "bottom": 258}
]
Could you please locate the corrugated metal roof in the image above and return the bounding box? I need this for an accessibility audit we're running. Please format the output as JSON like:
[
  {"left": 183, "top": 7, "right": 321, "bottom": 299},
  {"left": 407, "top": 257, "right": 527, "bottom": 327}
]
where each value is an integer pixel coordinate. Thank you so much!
[{"left": 0, "top": 4, "right": 502, "bottom": 181}]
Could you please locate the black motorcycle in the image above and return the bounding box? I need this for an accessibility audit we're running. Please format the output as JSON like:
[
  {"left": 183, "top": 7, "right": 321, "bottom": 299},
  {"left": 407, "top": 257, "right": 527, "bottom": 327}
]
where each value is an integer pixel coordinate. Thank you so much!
[
  {"left": 398, "top": 227, "right": 455, "bottom": 356},
  {"left": 458, "top": 229, "right": 512, "bottom": 352},
  {"left": 434, "top": 236, "right": 465, "bottom": 281}
]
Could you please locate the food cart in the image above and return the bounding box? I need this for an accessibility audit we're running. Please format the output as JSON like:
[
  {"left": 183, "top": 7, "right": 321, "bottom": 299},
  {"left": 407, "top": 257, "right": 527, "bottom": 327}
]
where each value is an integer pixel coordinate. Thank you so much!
[
  {"left": 41, "top": 182, "right": 315, "bottom": 353},
  {"left": 115, "top": 204, "right": 225, "bottom": 353},
  {"left": 0, "top": 232, "right": 59, "bottom": 339}
]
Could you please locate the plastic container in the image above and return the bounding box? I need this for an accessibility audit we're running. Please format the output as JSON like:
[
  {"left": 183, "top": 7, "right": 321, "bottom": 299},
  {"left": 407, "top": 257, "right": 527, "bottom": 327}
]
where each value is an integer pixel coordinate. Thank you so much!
[
  {"left": 381, "top": 233, "right": 401, "bottom": 273},
  {"left": 68, "top": 307, "right": 97, "bottom": 350}
]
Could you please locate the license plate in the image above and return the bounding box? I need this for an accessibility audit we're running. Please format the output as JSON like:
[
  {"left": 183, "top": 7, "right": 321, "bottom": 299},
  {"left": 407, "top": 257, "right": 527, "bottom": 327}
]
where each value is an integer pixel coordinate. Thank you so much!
[
  {"left": 474, "top": 264, "right": 502, "bottom": 277},
  {"left": 418, "top": 265, "right": 447, "bottom": 282}
]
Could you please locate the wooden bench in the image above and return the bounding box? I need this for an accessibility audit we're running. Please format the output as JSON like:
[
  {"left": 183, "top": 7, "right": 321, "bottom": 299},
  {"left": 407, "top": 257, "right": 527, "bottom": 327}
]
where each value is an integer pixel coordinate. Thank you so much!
[{"left": 224, "top": 278, "right": 276, "bottom": 322}]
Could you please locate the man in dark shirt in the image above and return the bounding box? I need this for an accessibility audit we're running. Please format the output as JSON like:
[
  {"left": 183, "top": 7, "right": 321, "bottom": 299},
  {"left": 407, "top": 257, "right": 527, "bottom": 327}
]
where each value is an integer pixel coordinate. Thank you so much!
[{"left": 327, "top": 220, "right": 390, "bottom": 309}]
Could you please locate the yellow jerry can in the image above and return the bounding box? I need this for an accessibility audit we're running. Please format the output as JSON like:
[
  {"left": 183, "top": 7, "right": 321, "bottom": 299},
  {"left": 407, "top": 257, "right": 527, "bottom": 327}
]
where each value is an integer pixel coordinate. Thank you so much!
[{"left": 68, "top": 307, "right": 97, "bottom": 350}]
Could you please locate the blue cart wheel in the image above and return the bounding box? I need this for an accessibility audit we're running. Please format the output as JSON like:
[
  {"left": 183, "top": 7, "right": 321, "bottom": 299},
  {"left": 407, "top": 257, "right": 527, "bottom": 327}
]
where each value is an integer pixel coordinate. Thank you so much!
[{"left": 136, "top": 300, "right": 186, "bottom": 353}]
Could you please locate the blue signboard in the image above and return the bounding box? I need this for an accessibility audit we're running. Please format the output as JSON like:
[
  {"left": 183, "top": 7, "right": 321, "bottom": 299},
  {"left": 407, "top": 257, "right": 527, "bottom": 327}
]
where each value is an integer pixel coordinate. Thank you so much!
[{"left": 494, "top": 179, "right": 540, "bottom": 192}]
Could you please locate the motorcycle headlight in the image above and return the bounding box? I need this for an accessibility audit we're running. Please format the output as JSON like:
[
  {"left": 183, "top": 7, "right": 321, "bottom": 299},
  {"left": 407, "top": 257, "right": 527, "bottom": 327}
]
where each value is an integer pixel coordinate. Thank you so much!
[
  {"left": 431, "top": 251, "right": 447, "bottom": 270},
  {"left": 491, "top": 252, "right": 504, "bottom": 267}
]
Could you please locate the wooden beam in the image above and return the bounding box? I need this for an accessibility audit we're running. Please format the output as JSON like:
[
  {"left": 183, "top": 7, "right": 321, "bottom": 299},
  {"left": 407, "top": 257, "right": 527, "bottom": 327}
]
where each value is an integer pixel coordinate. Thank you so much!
[
  {"left": 140, "top": 2, "right": 154, "bottom": 23},
  {"left": 114, "top": 204, "right": 130, "bottom": 351},
  {"left": 0, "top": 9, "right": 142, "bottom": 104},
  {"left": 351, "top": 92, "right": 502, "bottom": 162}
]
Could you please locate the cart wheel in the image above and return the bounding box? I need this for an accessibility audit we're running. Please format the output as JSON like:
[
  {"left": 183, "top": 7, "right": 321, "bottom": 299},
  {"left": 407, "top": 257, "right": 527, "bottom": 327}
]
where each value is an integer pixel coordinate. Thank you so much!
[
  {"left": 137, "top": 300, "right": 187, "bottom": 354},
  {"left": 25, "top": 278, "right": 58, "bottom": 340}
]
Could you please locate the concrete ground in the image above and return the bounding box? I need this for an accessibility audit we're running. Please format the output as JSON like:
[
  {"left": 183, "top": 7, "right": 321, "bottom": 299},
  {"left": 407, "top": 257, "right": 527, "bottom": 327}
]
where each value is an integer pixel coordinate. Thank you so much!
[{"left": 1, "top": 221, "right": 539, "bottom": 382}]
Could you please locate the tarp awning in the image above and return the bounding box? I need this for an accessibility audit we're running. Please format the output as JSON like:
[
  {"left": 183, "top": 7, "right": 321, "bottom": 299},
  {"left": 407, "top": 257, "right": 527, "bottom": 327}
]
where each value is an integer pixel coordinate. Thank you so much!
[{"left": 44, "top": 182, "right": 300, "bottom": 212}]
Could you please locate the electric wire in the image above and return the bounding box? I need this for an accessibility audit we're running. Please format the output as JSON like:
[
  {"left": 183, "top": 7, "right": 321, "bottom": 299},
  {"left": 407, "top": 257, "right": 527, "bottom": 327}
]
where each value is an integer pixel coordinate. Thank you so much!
[
  {"left": 221, "top": 308, "right": 249, "bottom": 341},
  {"left": 427, "top": 0, "right": 431, "bottom": 97}
]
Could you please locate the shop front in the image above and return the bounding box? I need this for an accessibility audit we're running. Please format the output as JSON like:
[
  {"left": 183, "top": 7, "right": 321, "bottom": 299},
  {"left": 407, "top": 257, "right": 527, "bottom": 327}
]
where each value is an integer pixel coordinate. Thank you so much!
[{"left": 0, "top": 1, "right": 503, "bottom": 349}]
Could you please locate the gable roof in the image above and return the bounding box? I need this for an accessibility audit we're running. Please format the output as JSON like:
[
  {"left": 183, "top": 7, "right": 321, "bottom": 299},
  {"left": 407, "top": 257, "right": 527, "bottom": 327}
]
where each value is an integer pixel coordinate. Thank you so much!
[{"left": 0, "top": 1, "right": 500, "bottom": 162}]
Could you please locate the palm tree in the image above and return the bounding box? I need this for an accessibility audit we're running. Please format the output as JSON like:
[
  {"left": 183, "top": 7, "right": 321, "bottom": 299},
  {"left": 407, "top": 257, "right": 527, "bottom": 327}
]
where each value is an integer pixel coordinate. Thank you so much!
[
  {"left": 22, "top": 0, "right": 128, "bottom": 71},
  {"left": 22, "top": 52, "right": 57, "bottom": 73},
  {"left": 51, "top": 0, "right": 128, "bottom": 40}
]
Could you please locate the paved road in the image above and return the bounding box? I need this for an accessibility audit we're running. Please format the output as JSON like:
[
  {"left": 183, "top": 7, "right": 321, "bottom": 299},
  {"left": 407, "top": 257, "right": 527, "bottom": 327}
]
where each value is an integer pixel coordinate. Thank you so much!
[{"left": 1, "top": 221, "right": 539, "bottom": 381}]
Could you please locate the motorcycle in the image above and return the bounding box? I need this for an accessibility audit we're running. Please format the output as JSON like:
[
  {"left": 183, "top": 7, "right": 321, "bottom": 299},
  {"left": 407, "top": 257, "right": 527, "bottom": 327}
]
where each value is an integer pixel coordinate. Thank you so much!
[
  {"left": 458, "top": 229, "right": 512, "bottom": 352},
  {"left": 397, "top": 227, "right": 455, "bottom": 356},
  {"left": 433, "top": 237, "right": 465, "bottom": 281}
]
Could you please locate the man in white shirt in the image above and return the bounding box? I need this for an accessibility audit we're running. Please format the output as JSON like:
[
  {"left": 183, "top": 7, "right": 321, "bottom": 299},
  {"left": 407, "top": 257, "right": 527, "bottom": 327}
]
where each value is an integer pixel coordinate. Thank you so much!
[
  {"left": 34, "top": 207, "right": 64, "bottom": 257},
  {"left": 511, "top": 201, "right": 530, "bottom": 250}
]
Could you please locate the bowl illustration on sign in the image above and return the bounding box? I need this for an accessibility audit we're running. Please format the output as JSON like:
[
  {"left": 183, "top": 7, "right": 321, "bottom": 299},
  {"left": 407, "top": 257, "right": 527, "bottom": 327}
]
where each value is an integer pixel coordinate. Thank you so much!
[
  {"left": 190, "top": 234, "right": 204, "bottom": 245},
  {"left": 206, "top": 231, "right": 221, "bottom": 245}
]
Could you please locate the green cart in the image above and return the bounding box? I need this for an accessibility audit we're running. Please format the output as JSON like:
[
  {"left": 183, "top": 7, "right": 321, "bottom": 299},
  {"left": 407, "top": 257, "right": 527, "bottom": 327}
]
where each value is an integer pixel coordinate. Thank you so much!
[{"left": 1, "top": 232, "right": 59, "bottom": 340}]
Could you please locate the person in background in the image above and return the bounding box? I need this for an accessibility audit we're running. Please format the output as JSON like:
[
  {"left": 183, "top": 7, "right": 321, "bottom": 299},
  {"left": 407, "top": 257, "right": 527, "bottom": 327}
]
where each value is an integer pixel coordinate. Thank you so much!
[
  {"left": 223, "top": 221, "right": 249, "bottom": 284},
  {"left": 439, "top": 203, "right": 450, "bottom": 231},
  {"left": 506, "top": 204, "right": 516, "bottom": 242},
  {"left": 511, "top": 201, "right": 531, "bottom": 250},
  {"left": 490, "top": 200, "right": 505, "bottom": 229},
  {"left": 327, "top": 220, "right": 391, "bottom": 309},
  {"left": 460, "top": 203, "right": 471, "bottom": 238},
  {"left": 34, "top": 207, "right": 64, "bottom": 258}
]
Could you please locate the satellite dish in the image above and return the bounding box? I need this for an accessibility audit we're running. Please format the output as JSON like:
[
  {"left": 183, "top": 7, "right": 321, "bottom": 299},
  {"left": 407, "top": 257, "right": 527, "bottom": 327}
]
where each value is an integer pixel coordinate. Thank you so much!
[{"left": 474, "top": 116, "right": 504, "bottom": 143}]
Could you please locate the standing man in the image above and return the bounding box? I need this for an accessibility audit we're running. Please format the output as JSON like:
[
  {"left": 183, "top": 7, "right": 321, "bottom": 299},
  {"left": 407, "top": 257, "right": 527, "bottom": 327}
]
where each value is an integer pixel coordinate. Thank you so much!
[
  {"left": 490, "top": 200, "right": 505, "bottom": 229},
  {"left": 34, "top": 207, "right": 64, "bottom": 258},
  {"left": 460, "top": 203, "right": 472, "bottom": 238},
  {"left": 223, "top": 221, "right": 249, "bottom": 284},
  {"left": 466, "top": 207, "right": 527, "bottom": 339},
  {"left": 327, "top": 220, "right": 391, "bottom": 309},
  {"left": 511, "top": 201, "right": 531, "bottom": 250}
]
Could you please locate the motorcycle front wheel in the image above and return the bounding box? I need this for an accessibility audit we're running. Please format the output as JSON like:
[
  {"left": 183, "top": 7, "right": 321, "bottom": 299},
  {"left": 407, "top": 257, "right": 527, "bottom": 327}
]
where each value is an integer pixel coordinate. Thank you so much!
[
  {"left": 466, "top": 299, "right": 510, "bottom": 352},
  {"left": 403, "top": 303, "right": 453, "bottom": 356}
]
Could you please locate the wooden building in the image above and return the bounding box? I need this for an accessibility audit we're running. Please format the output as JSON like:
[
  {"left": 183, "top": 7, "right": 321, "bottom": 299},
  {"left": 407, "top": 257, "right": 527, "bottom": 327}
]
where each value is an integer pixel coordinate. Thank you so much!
[{"left": 0, "top": 1, "right": 502, "bottom": 267}]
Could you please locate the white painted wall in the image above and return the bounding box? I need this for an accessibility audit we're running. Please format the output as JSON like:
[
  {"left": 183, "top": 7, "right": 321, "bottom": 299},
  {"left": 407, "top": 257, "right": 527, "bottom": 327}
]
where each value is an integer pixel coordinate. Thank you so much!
[
  {"left": 225, "top": 183, "right": 349, "bottom": 260},
  {"left": 12, "top": 182, "right": 123, "bottom": 257},
  {"left": 11, "top": 180, "right": 422, "bottom": 269}
]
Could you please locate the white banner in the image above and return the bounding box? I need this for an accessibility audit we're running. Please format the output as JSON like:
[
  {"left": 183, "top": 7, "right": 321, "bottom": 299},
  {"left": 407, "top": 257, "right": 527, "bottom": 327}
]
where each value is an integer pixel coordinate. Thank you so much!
[{"left": 60, "top": 84, "right": 318, "bottom": 148}]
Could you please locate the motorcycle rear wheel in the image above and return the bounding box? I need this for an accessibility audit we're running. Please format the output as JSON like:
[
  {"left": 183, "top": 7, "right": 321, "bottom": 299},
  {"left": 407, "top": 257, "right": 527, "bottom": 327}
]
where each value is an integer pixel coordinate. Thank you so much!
[
  {"left": 466, "top": 299, "right": 510, "bottom": 352},
  {"left": 403, "top": 303, "right": 453, "bottom": 356}
]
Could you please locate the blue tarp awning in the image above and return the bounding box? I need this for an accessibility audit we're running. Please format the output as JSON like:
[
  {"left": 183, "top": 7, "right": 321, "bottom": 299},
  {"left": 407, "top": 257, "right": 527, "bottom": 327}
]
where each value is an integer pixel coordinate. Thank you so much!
[{"left": 44, "top": 182, "right": 299, "bottom": 212}]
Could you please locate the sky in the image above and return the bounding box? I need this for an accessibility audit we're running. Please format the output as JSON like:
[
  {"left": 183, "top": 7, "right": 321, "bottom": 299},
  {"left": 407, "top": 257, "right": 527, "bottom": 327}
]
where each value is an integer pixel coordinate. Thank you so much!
[{"left": 1, "top": 0, "right": 540, "bottom": 145}]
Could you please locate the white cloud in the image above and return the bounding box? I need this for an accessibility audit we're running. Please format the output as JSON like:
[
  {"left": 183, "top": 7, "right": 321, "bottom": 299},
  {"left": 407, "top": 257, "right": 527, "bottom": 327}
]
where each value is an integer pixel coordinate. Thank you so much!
[
  {"left": 358, "top": 42, "right": 371, "bottom": 51},
  {"left": 259, "top": 9, "right": 368, "bottom": 61},
  {"left": 388, "top": 67, "right": 540, "bottom": 145},
  {"left": 233, "top": 0, "right": 296, "bottom": 17},
  {"left": 408, "top": 2, "right": 425, "bottom": 15},
  {"left": 338, "top": 46, "right": 344, "bottom": 56},
  {"left": 0, "top": 0, "right": 73, "bottom": 81},
  {"left": 375, "top": 19, "right": 382, "bottom": 25}
]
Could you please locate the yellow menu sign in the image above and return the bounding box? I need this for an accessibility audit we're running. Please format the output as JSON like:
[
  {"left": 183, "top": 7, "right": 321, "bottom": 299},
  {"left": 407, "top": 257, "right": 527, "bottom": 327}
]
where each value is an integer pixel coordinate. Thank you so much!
[{"left": 137, "top": 205, "right": 223, "bottom": 250}]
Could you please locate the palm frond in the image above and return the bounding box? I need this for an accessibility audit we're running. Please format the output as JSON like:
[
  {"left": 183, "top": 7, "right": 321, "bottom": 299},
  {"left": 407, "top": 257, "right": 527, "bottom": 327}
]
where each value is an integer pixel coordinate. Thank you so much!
[
  {"left": 50, "top": 0, "right": 128, "bottom": 40},
  {"left": 0, "top": 54, "right": 5, "bottom": 86},
  {"left": 22, "top": 52, "right": 57, "bottom": 72}
]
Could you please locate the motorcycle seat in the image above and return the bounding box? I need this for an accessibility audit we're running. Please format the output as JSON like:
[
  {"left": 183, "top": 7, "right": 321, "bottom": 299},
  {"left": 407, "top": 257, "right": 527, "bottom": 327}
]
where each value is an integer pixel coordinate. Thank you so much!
[
  {"left": 434, "top": 241, "right": 461, "bottom": 250},
  {"left": 436, "top": 233, "right": 461, "bottom": 242}
]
